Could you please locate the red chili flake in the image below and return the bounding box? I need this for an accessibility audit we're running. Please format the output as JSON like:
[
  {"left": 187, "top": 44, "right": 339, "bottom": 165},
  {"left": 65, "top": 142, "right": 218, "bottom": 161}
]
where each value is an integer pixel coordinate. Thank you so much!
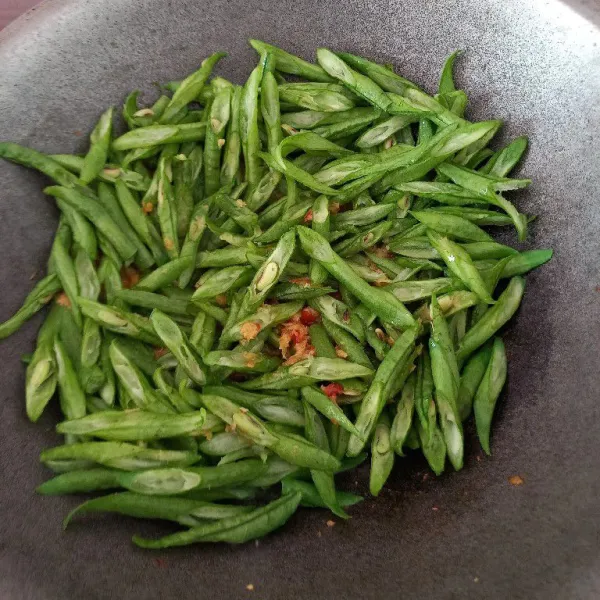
[
  {"left": 55, "top": 292, "right": 71, "bottom": 308},
  {"left": 215, "top": 294, "right": 228, "bottom": 307},
  {"left": 153, "top": 347, "right": 168, "bottom": 360},
  {"left": 342, "top": 309, "right": 350, "bottom": 322},
  {"left": 334, "top": 346, "right": 348, "bottom": 359},
  {"left": 120, "top": 266, "right": 140, "bottom": 289},
  {"left": 303, "top": 209, "right": 313, "bottom": 223},
  {"left": 321, "top": 382, "right": 344, "bottom": 401},
  {"left": 289, "top": 277, "right": 312, "bottom": 287},
  {"left": 330, "top": 291, "right": 342, "bottom": 301},
  {"left": 300, "top": 307, "right": 320, "bottom": 326},
  {"left": 240, "top": 321, "right": 262, "bottom": 341},
  {"left": 152, "top": 558, "right": 167, "bottom": 568},
  {"left": 508, "top": 475, "right": 525, "bottom": 486}
]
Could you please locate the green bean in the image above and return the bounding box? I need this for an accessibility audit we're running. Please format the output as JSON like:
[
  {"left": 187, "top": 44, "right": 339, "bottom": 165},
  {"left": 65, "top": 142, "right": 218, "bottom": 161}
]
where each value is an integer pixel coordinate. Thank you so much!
[
  {"left": 173, "top": 145, "right": 203, "bottom": 238},
  {"left": 308, "top": 195, "right": 330, "bottom": 284},
  {"left": 63, "top": 492, "right": 252, "bottom": 529},
  {"left": 304, "top": 401, "right": 348, "bottom": 518},
  {"left": 437, "top": 162, "right": 529, "bottom": 240},
  {"left": 122, "top": 91, "right": 150, "bottom": 129},
  {"left": 473, "top": 337, "right": 507, "bottom": 454},
  {"left": 429, "top": 297, "right": 463, "bottom": 470},
  {"left": 196, "top": 245, "right": 251, "bottom": 268},
  {"left": 199, "top": 431, "right": 253, "bottom": 456},
  {"left": 411, "top": 209, "right": 492, "bottom": 242},
  {"left": 333, "top": 204, "right": 395, "bottom": 230},
  {"left": 336, "top": 52, "right": 420, "bottom": 96},
  {"left": 41, "top": 441, "right": 197, "bottom": 471},
  {"left": 255, "top": 197, "right": 312, "bottom": 243},
  {"left": 56, "top": 198, "right": 98, "bottom": 261},
  {"left": 0, "top": 274, "right": 61, "bottom": 340},
  {"left": 301, "top": 386, "right": 362, "bottom": 438},
  {"left": 369, "top": 411, "right": 394, "bottom": 496},
  {"left": 204, "top": 85, "right": 232, "bottom": 196},
  {"left": 387, "top": 278, "right": 456, "bottom": 303},
  {"left": 282, "top": 478, "right": 362, "bottom": 509},
  {"left": 193, "top": 267, "right": 253, "bottom": 301},
  {"left": 456, "top": 276, "right": 525, "bottom": 363},
  {"left": 156, "top": 157, "right": 180, "bottom": 258},
  {"left": 0, "top": 142, "right": 80, "bottom": 187},
  {"left": 271, "top": 282, "right": 335, "bottom": 301},
  {"left": 237, "top": 229, "right": 296, "bottom": 318},
  {"left": 481, "top": 135, "right": 528, "bottom": 178},
  {"left": 297, "top": 226, "right": 415, "bottom": 329},
  {"left": 178, "top": 201, "right": 209, "bottom": 288},
  {"left": 212, "top": 192, "right": 260, "bottom": 236},
  {"left": 278, "top": 82, "right": 356, "bottom": 112},
  {"left": 96, "top": 182, "right": 154, "bottom": 268},
  {"left": 334, "top": 221, "right": 394, "bottom": 257},
  {"left": 240, "top": 61, "right": 263, "bottom": 187},
  {"left": 413, "top": 350, "right": 446, "bottom": 474},
  {"left": 80, "top": 107, "right": 113, "bottom": 184},
  {"left": 74, "top": 247, "right": 100, "bottom": 302},
  {"left": 80, "top": 316, "right": 102, "bottom": 369},
  {"left": 78, "top": 298, "right": 161, "bottom": 344},
  {"left": 356, "top": 115, "right": 420, "bottom": 148},
  {"left": 193, "top": 301, "right": 228, "bottom": 325},
  {"left": 54, "top": 338, "right": 86, "bottom": 420},
  {"left": 438, "top": 50, "right": 461, "bottom": 94},
  {"left": 373, "top": 121, "right": 499, "bottom": 193},
  {"left": 426, "top": 206, "right": 514, "bottom": 226},
  {"left": 390, "top": 371, "right": 416, "bottom": 455},
  {"left": 37, "top": 468, "right": 122, "bottom": 495},
  {"left": 310, "top": 295, "right": 365, "bottom": 342},
  {"left": 221, "top": 85, "right": 243, "bottom": 186},
  {"left": 56, "top": 408, "right": 206, "bottom": 441},
  {"left": 112, "top": 122, "right": 206, "bottom": 150},
  {"left": 320, "top": 318, "right": 373, "bottom": 368},
  {"left": 158, "top": 52, "right": 226, "bottom": 124},
  {"left": 135, "top": 257, "right": 193, "bottom": 292},
  {"left": 427, "top": 230, "right": 494, "bottom": 304},
  {"left": 44, "top": 185, "right": 137, "bottom": 262},
  {"left": 246, "top": 169, "right": 281, "bottom": 212},
  {"left": 347, "top": 326, "right": 418, "bottom": 456},
  {"left": 240, "top": 357, "right": 373, "bottom": 391},
  {"left": 260, "top": 151, "right": 339, "bottom": 196},
  {"left": 108, "top": 340, "right": 171, "bottom": 412},
  {"left": 25, "top": 304, "right": 62, "bottom": 422},
  {"left": 50, "top": 236, "right": 82, "bottom": 328},
  {"left": 150, "top": 310, "right": 206, "bottom": 385},
  {"left": 261, "top": 69, "right": 283, "bottom": 154},
  {"left": 456, "top": 343, "right": 493, "bottom": 421},
  {"left": 318, "top": 48, "right": 405, "bottom": 114},
  {"left": 250, "top": 40, "right": 333, "bottom": 82},
  {"left": 133, "top": 491, "right": 301, "bottom": 548},
  {"left": 500, "top": 249, "right": 553, "bottom": 278},
  {"left": 205, "top": 350, "right": 281, "bottom": 373}
]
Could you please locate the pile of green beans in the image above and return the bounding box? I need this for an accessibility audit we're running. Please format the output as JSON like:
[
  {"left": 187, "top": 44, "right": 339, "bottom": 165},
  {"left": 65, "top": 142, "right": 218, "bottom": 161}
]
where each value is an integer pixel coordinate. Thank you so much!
[{"left": 0, "top": 40, "right": 552, "bottom": 549}]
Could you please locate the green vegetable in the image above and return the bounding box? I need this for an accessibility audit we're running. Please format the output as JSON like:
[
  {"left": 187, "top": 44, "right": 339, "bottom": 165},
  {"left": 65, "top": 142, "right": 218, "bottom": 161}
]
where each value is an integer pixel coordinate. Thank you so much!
[{"left": 0, "top": 42, "right": 551, "bottom": 549}]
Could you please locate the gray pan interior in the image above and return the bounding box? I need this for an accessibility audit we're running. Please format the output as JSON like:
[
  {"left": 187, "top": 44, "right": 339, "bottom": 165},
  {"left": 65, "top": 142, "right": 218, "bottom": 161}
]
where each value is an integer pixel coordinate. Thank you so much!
[{"left": 0, "top": 0, "right": 599, "bottom": 598}]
